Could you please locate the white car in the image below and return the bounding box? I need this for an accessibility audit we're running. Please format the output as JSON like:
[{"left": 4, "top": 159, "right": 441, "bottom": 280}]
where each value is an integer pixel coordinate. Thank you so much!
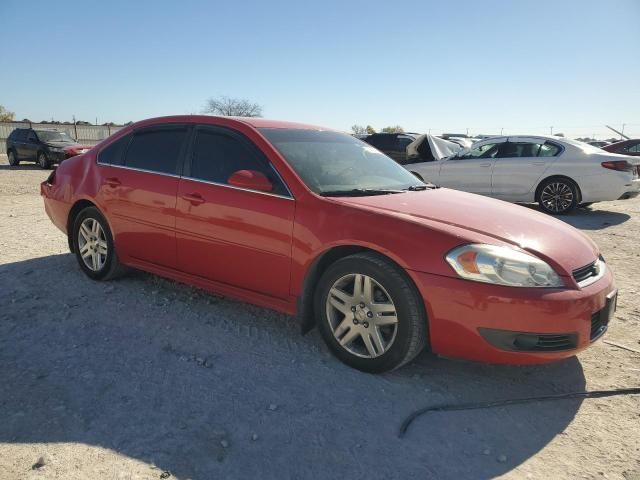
[{"left": 406, "top": 135, "right": 640, "bottom": 214}]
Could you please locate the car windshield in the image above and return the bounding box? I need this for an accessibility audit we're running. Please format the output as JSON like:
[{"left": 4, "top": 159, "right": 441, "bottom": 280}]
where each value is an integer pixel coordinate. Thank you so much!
[
  {"left": 259, "top": 128, "right": 424, "bottom": 195},
  {"left": 36, "top": 130, "right": 75, "bottom": 143}
]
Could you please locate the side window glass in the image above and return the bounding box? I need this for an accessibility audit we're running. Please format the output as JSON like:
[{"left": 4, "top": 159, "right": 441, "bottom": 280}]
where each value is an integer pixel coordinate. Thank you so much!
[
  {"left": 457, "top": 143, "right": 498, "bottom": 159},
  {"left": 396, "top": 136, "right": 413, "bottom": 151},
  {"left": 27, "top": 131, "right": 38, "bottom": 142},
  {"left": 191, "top": 129, "right": 288, "bottom": 196},
  {"left": 497, "top": 142, "right": 542, "bottom": 158},
  {"left": 625, "top": 143, "right": 640, "bottom": 153},
  {"left": 538, "top": 142, "right": 561, "bottom": 157},
  {"left": 124, "top": 127, "right": 188, "bottom": 174},
  {"left": 98, "top": 134, "right": 131, "bottom": 166}
]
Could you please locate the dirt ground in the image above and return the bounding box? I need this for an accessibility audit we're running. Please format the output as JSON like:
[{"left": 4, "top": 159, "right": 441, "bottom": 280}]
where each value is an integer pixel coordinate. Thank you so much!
[{"left": 0, "top": 154, "right": 639, "bottom": 480}]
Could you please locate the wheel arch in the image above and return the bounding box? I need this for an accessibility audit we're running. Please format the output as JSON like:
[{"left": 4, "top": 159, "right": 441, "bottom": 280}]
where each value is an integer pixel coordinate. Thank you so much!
[
  {"left": 298, "top": 245, "right": 425, "bottom": 335},
  {"left": 535, "top": 174, "right": 582, "bottom": 204},
  {"left": 66, "top": 199, "right": 99, "bottom": 253}
]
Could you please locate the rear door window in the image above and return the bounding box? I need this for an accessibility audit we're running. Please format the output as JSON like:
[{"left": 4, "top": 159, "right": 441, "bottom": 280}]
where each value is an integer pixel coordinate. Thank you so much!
[
  {"left": 124, "top": 126, "right": 188, "bottom": 175},
  {"left": 538, "top": 142, "right": 562, "bottom": 157}
]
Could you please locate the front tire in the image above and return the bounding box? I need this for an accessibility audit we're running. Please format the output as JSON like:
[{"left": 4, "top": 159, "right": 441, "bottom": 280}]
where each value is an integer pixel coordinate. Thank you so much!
[
  {"left": 537, "top": 178, "right": 579, "bottom": 215},
  {"left": 315, "top": 252, "right": 428, "bottom": 373},
  {"left": 8, "top": 150, "right": 19, "bottom": 166},
  {"left": 72, "top": 207, "right": 126, "bottom": 281},
  {"left": 37, "top": 152, "right": 50, "bottom": 169}
]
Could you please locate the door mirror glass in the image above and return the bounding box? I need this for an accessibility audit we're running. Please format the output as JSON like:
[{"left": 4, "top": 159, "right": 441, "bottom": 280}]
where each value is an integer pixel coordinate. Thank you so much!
[{"left": 228, "top": 169, "right": 273, "bottom": 192}]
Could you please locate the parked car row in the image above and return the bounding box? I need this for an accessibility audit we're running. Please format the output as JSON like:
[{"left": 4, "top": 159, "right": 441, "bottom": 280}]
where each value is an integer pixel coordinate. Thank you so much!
[
  {"left": 406, "top": 135, "right": 640, "bottom": 214},
  {"left": 359, "top": 132, "right": 640, "bottom": 215},
  {"left": 40, "top": 115, "right": 619, "bottom": 372},
  {"left": 6, "top": 128, "right": 93, "bottom": 168}
]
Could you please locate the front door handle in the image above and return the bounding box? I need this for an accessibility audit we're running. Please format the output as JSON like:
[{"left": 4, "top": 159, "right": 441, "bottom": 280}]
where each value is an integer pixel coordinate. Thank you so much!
[
  {"left": 532, "top": 161, "right": 545, "bottom": 166},
  {"left": 182, "top": 193, "right": 205, "bottom": 206},
  {"left": 104, "top": 177, "right": 121, "bottom": 187},
  {"left": 479, "top": 163, "right": 492, "bottom": 167}
]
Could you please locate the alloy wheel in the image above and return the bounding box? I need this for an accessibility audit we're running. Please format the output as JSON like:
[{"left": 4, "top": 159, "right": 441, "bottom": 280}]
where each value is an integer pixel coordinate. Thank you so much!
[
  {"left": 540, "top": 182, "right": 573, "bottom": 213},
  {"left": 325, "top": 273, "right": 398, "bottom": 358},
  {"left": 77, "top": 218, "right": 108, "bottom": 271},
  {"left": 38, "top": 153, "right": 48, "bottom": 168}
]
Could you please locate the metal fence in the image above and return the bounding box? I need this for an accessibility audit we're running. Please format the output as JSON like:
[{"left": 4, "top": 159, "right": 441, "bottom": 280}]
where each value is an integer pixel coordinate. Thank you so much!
[{"left": 0, "top": 122, "right": 125, "bottom": 153}]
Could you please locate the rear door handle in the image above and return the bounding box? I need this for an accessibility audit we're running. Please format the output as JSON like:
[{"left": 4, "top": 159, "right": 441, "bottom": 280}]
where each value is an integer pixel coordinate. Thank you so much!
[
  {"left": 479, "top": 163, "right": 492, "bottom": 167},
  {"left": 532, "top": 161, "right": 545, "bottom": 166},
  {"left": 104, "top": 177, "right": 121, "bottom": 187},
  {"left": 181, "top": 193, "right": 205, "bottom": 205}
]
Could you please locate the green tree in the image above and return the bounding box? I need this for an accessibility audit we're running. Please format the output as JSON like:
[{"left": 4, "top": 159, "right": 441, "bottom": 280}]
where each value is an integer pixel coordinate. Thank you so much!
[
  {"left": 0, "top": 105, "right": 15, "bottom": 122},
  {"left": 366, "top": 125, "right": 376, "bottom": 134},
  {"left": 381, "top": 125, "right": 404, "bottom": 133}
]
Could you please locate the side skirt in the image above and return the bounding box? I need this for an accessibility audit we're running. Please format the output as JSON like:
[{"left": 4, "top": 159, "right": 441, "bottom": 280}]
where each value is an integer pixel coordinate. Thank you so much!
[{"left": 123, "top": 257, "right": 298, "bottom": 316}]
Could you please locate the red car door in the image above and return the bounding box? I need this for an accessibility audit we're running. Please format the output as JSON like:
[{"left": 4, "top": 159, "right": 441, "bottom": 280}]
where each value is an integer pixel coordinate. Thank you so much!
[
  {"left": 175, "top": 125, "right": 294, "bottom": 299},
  {"left": 96, "top": 125, "right": 190, "bottom": 269}
]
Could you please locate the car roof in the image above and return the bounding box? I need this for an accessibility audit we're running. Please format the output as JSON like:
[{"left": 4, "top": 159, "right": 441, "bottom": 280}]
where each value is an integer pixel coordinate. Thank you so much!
[{"left": 131, "top": 115, "right": 334, "bottom": 131}]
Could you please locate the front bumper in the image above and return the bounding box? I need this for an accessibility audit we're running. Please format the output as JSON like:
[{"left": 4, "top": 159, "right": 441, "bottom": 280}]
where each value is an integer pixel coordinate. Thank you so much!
[
  {"left": 46, "top": 150, "right": 67, "bottom": 163},
  {"left": 408, "top": 267, "right": 615, "bottom": 364}
]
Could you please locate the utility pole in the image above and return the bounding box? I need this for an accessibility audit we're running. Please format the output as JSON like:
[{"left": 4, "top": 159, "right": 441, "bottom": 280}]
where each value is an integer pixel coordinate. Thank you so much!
[
  {"left": 500, "top": 127, "right": 504, "bottom": 135},
  {"left": 550, "top": 126, "right": 554, "bottom": 135},
  {"left": 73, "top": 115, "right": 78, "bottom": 140}
]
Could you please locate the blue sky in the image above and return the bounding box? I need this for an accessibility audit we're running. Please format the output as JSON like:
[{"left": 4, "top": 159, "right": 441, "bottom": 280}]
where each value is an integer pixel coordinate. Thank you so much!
[{"left": 1, "top": 0, "right": 638, "bottom": 138}]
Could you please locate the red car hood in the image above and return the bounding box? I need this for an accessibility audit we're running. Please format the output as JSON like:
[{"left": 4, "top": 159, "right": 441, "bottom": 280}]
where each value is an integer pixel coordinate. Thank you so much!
[{"left": 332, "top": 188, "right": 598, "bottom": 275}]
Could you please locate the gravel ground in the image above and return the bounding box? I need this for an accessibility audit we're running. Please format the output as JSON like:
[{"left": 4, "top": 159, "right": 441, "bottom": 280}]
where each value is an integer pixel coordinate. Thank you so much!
[{"left": 1, "top": 155, "right": 639, "bottom": 480}]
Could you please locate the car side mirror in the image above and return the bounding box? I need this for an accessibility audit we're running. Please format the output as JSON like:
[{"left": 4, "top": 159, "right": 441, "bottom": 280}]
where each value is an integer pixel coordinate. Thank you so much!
[{"left": 227, "top": 170, "right": 273, "bottom": 193}]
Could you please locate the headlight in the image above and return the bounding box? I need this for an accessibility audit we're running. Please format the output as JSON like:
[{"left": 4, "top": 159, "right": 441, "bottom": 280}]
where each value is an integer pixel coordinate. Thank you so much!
[
  {"left": 445, "top": 244, "right": 564, "bottom": 288},
  {"left": 49, "top": 147, "right": 64, "bottom": 152}
]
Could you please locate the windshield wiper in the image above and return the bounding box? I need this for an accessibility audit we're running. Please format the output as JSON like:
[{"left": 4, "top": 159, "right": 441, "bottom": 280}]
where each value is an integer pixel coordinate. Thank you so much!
[
  {"left": 320, "top": 188, "right": 406, "bottom": 197},
  {"left": 404, "top": 183, "right": 439, "bottom": 191}
]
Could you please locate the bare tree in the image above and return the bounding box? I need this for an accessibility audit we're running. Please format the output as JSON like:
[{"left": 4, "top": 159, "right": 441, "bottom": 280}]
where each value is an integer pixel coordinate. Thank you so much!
[
  {"left": 203, "top": 96, "right": 263, "bottom": 117},
  {"left": 351, "top": 124, "right": 367, "bottom": 134},
  {"left": 0, "top": 105, "right": 15, "bottom": 122}
]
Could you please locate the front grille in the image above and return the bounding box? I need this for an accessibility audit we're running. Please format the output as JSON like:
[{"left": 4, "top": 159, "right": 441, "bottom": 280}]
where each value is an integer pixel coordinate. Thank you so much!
[{"left": 573, "top": 261, "right": 598, "bottom": 284}]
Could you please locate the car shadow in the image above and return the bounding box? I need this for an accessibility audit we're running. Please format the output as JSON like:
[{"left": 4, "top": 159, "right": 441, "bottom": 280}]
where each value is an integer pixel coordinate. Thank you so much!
[
  {"left": 520, "top": 203, "right": 630, "bottom": 230},
  {"left": 0, "top": 254, "right": 586, "bottom": 480}
]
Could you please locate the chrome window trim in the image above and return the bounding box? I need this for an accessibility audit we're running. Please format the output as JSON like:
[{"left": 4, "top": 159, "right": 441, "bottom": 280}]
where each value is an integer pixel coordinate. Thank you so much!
[
  {"left": 181, "top": 175, "right": 294, "bottom": 201},
  {"left": 97, "top": 161, "right": 293, "bottom": 200},
  {"left": 96, "top": 161, "right": 181, "bottom": 178}
]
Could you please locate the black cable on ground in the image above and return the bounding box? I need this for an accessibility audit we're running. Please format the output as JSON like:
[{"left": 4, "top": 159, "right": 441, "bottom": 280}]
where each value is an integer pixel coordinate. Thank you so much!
[{"left": 398, "top": 387, "right": 640, "bottom": 438}]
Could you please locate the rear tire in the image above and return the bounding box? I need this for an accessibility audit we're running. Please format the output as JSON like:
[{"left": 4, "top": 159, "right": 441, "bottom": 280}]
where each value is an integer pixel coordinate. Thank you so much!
[
  {"left": 72, "top": 207, "right": 127, "bottom": 281},
  {"left": 315, "top": 252, "right": 428, "bottom": 373},
  {"left": 536, "top": 177, "right": 579, "bottom": 215},
  {"left": 8, "top": 150, "right": 19, "bottom": 166},
  {"left": 37, "top": 151, "right": 51, "bottom": 169}
]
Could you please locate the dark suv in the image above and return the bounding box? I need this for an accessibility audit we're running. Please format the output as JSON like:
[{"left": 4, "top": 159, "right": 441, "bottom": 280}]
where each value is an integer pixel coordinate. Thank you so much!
[
  {"left": 6, "top": 128, "right": 92, "bottom": 168},
  {"left": 364, "top": 133, "right": 419, "bottom": 164}
]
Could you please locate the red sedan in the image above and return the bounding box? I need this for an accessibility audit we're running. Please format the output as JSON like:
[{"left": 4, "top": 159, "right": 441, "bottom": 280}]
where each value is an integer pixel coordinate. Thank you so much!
[{"left": 41, "top": 116, "right": 616, "bottom": 372}]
